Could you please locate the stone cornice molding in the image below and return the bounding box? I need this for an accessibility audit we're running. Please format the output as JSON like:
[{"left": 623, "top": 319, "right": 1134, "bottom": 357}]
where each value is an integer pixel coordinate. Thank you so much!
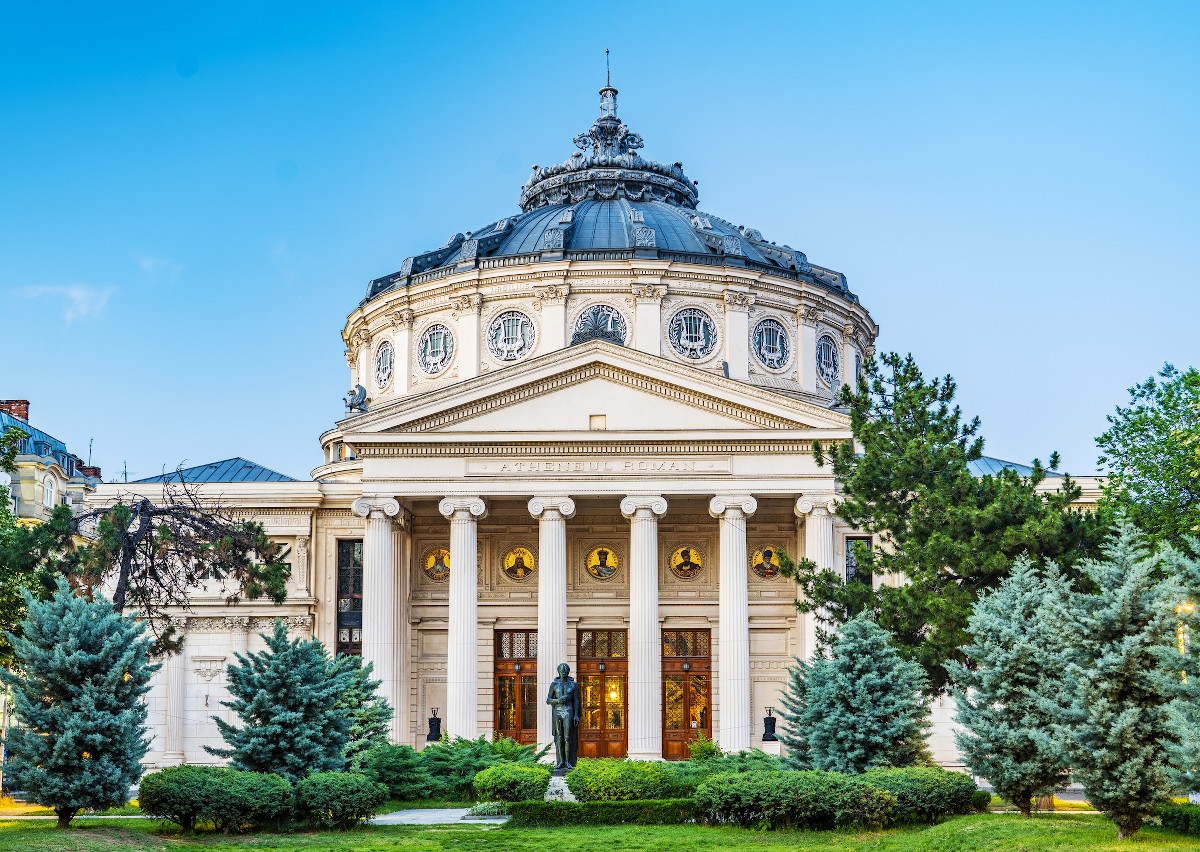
[
  {"left": 620, "top": 495, "right": 668, "bottom": 519},
  {"left": 438, "top": 496, "right": 488, "bottom": 521},
  {"left": 352, "top": 496, "right": 401, "bottom": 521},
  {"left": 709, "top": 495, "right": 758, "bottom": 518},
  {"left": 527, "top": 496, "right": 577, "bottom": 520},
  {"left": 795, "top": 495, "right": 839, "bottom": 517},
  {"left": 352, "top": 438, "right": 838, "bottom": 458}
]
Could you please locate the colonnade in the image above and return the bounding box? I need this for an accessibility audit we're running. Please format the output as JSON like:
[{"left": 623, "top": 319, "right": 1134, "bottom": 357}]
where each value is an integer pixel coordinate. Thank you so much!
[{"left": 349, "top": 492, "right": 838, "bottom": 757}]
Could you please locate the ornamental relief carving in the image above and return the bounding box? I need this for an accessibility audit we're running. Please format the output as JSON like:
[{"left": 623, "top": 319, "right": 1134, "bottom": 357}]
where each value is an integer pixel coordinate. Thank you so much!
[
  {"left": 574, "top": 540, "right": 628, "bottom": 588},
  {"left": 661, "top": 542, "right": 711, "bottom": 584}
]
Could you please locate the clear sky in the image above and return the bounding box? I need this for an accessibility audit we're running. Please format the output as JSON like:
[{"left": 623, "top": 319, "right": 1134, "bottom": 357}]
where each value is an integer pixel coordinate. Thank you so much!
[{"left": 3, "top": 1, "right": 1197, "bottom": 480}]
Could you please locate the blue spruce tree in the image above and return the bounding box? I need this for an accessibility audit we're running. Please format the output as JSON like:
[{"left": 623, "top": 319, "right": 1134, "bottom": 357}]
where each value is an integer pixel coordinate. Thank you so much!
[
  {"left": 206, "top": 619, "right": 352, "bottom": 783},
  {"left": 330, "top": 652, "right": 393, "bottom": 770},
  {"left": 1, "top": 578, "right": 157, "bottom": 828}
]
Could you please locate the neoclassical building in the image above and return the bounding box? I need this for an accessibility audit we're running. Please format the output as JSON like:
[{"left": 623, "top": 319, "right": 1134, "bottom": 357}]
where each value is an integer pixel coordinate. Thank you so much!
[{"left": 93, "top": 82, "right": 1097, "bottom": 769}]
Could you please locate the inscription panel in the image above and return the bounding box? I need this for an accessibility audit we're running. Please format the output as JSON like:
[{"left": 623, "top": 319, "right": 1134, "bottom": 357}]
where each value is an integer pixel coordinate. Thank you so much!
[{"left": 467, "top": 457, "right": 732, "bottom": 476}]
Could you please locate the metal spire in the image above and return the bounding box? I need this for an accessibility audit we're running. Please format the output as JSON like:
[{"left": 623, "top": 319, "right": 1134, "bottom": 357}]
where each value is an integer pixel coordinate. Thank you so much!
[
  {"left": 599, "top": 49, "right": 617, "bottom": 118},
  {"left": 606, "top": 48, "right": 610, "bottom": 87}
]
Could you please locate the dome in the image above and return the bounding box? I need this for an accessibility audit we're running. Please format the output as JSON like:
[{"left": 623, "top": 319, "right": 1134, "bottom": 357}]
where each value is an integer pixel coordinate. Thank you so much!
[{"left": 364, "top": 85, "right": 854, "bottom": 304}]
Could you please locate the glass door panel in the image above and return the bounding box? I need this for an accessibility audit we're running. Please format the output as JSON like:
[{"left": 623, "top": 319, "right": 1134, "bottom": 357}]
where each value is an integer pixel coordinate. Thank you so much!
[
  {"left": 496, "top": 676, "right": 517, "bottom": 732},
  {"left": 664, "top": 675, "right": 685, "bottom": 730},
  {"left": 581, "top": 675, "right": 603, "bottom": 730},
  {"left": 605, "top": 676, "right": 625, "bottom": 730},
  {"left": 520, "top": 675, "right": 538, "bottom": 732}
]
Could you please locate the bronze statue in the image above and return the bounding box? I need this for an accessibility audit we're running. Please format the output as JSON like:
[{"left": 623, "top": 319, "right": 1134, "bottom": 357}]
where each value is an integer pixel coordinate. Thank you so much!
[{"left": 545, "top": 662, "right": 581, "bottom": 774}]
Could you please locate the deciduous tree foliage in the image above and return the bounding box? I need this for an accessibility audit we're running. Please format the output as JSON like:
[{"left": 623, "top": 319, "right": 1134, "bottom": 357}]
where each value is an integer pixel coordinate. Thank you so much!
[
  {"left": 784, "top": 352, "right": 1105, "bottom": 694},
  {"left": 0, "top": 578, "right": 157, "bottom": 827},
  {"left": 949, "top": 558, "right": 1069, "bottom": 817},
  {"left": 206, "top": 620, "right": 353, "bottom": 783},
  {"left": 330, "top": 652, "right": 394, "bottom": 770},
  {"left": 1097, "top": 363, "right": 1200, "bottom": 549}
]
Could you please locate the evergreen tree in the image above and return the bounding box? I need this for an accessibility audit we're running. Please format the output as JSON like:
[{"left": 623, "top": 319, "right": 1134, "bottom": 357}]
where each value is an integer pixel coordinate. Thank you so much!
[
  {"left": 775, "top": 656, "right": 812, "bottom": 769},
  {"left": 948, "top": 558, "right": 1070, "bottom": 816},
  {"left": 791, "top": 615, "right": 931, "bottom": 773},
  {"left": 206, "top": 620, "right": 353, "bottom": 783},
  {"left": 0, "top": 578, "right": 157, "bottom": 827},
  {"left": 1041, "top": 524, "right": 1196, "bottom": 839},
  {"left": 329, "top": 652, "right": 393, "bottom": 770}
]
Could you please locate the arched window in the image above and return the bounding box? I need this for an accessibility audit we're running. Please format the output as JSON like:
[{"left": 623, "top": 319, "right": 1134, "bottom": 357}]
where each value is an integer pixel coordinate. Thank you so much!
[{"left": 43, "top": 476, "right": 57, "bottom": 508}]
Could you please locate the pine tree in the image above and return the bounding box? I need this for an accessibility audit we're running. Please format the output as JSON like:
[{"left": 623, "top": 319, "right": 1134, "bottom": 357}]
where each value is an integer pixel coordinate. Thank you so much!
[
  {"left": 0, "top": 578, "right": 157, "bottom": 828},
  {"left": 206, "top": 619, "right": 353, "bottom": 783},
  {"left": 948, "top": 558, "right": 1069, "bottom": 816},
  {"left": 330, "top": 653, "right": 393, "bottom": 770},
  {"left": 1042, "top": 523, "right": 1196, "bottom": 839},
  {"left": 775, "top": 656, "right": 812, "bottom": 769},
  {"left": 792, "top": 615, "right": 931, "bottom": 773}
]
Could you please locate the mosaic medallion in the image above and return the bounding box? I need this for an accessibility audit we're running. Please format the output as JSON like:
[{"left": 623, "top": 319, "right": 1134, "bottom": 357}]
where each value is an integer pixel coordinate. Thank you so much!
[
  {"left": 751, "top": 546, "right": 782, "bottom": 580},
  {"left": 422, "top": 546, "right": 451, "bottom": 582},
  {"left": 585, "top": 546, "right": 620, "bottom": 581},
  {"left": 501, "top": 546, "right": 536, "bottom": 581},
  {"left": 669, "top": 546, "right": 703, "bottom": 580}
]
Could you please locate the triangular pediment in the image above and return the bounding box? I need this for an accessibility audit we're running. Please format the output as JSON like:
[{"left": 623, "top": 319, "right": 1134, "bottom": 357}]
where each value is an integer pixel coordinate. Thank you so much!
[{"left": 341, "top": 341, "right": 849, "bottom": 436}]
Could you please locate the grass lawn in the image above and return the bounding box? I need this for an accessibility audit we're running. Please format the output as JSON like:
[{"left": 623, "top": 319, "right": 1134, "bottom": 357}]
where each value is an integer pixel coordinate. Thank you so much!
[{"left": 0, "top": 813, "right": 1196, "bottom": 851}]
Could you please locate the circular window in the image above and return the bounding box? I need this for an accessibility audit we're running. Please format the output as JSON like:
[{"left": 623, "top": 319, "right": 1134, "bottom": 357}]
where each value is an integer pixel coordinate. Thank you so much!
[
  {"left": 486, "top": 310, "right": 536, "bottom": 362},
  {"left": 571, "top": 304, "right": 627, "bottom": 346},
  {"left": 667, "top": 307, "right": 718, "bottom": 360},
  {"left": 418, "top": 323, "right": 456, "bottom": 375},
  {"left": 374, "top": 341, "right": 394, "bottom": 389},
  {"left": 752, "top": 318, "right": 791, "bottom": 370},
  {"left": 816, "top": 335, "right": 840, "bottom": 387}
]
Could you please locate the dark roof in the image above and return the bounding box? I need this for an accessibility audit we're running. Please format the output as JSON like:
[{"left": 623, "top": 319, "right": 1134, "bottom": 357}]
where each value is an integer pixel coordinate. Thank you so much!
[
  {"left": 135, "top": 457, "right": 296, "bottom": 484},
  {"left": 969, "top": 456, "right": 1062, "bottom": 478}
]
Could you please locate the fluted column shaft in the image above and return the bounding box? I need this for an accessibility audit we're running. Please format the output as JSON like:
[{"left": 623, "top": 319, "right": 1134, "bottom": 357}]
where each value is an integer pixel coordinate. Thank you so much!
[
  {"left": 354, "top": 496, "right": 402, "bottom": 740},
  {"left": 797, "top": 497, "right": 837, "bottom": 660},
  {"left": 621, "top": 495, "right": 668, "bottom": 760},
  {"left": 163, "top": 621, "right": 186, "bottom": 765},
  {"left": 439, "top": 497, "right": 488, "bottom": 738},
  {"left": 529, "top": 496, "right": 576, "bottom": 752},
  {"left": 710, "top": 495, "right": 757, "bottom": 752}
]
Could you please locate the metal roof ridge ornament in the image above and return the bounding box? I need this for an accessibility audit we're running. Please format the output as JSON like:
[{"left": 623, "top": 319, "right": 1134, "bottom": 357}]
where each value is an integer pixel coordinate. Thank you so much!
[{"left": 518, "top": 66, "right": 699, "bottom": 212}]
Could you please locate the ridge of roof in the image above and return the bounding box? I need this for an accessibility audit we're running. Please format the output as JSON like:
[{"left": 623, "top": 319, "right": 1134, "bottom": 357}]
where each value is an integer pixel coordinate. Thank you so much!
[{"left": 134, "top": 457, "right": 297, "bottom": 484}]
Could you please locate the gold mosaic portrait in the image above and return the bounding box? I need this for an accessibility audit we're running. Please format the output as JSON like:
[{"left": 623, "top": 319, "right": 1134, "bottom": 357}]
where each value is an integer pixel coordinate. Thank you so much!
[
  {"left": 501, "top": 546, "right": 536, "bottom": 581},
  {"left": 751, "top": 546, "right": 782, "bottom": 580},
  {"left": 585, "top": 546, "right": 620, "bottom": 581},
  {"left": 422, "top": 547, "right": 451, "bottom": 582},
  {"left": 669, "top": 546, "right": 703, "bottom": 580}
]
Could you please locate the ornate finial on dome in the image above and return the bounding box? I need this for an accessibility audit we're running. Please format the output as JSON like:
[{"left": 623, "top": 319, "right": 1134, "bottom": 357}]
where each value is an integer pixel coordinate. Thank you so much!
[{"left": 600, "top": 49, "right": 617, "bottom": 118}]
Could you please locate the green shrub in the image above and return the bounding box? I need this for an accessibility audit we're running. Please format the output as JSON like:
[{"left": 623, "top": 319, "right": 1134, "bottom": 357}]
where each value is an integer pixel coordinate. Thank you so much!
[
  {"left": 565, "top": 759, "right": 679, "bottom": 802},
  {"left": 417, "top": 736, "right": 541, "bottom": 799},
  {"left": 467, "top": 800, "right": 508, "bottom": 816},
  {"left": 670, "top": 750, "right": 783, "bottom": 797},
  {"left": 138, "top": 766, "right": 222, "bottom": 833},
  {"left": 693, "top": 769, "right": 896, "bottom": 830},
  {"left": 687, "top": 734, "right": 722, "bottom": 761},
  {"left": 972, "top": 789, "right": 993, "bottom": 813},
  {"left": 507, "top": 799, "right": 696, "bottom": 827},
  {"left": 361, "top": 744, "right": 436, "bottom": 800},
  {"left": 473, "top": 763, "right": 551, "bottom": 802},
  {"left": 208, "top": 770, "right": 293, "bottom": 833},
  {"left": 293, "top": 771, "right": 388, "bottom": 828},
  {"left": 861, "top": 767, "right": 978, "bottom": 824},
  {"left": 1159, "top": 802, "right": 1200, "bottom": 836}
]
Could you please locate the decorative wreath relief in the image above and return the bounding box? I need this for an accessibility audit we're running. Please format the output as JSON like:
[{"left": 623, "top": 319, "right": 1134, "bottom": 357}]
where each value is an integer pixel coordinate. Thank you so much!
[
  {"left": 752, "top": 318, "right": 791, "bottom": 370},
  {"left": 816, "top": 334, "right": 840, "bottom": 387},
  {"left": 418, "top": 324, "right": 455, "bottom": 375},
  {"left": 571, "top": 304, "right": 627, "bottom": 346},
  {"left": 670, "top": 546, "right": 704, "bottom": 580},
  {"left": 668, "top": 307, "right": 718, "bottom": 360},
  {"left": 585, "top": 546, "right": 620, "bottom": 581},
  {"left": 487, "top": 310, "right": 536, "bottom": 361},
  {"left": 501, "top": 546, "right": 536, "bottom": 581},
  {"left": 374, "top": 341, "right": 394, "bottom": 388},
  {"left": 422, "top": 547, "right": 451, "bottom": 582}
]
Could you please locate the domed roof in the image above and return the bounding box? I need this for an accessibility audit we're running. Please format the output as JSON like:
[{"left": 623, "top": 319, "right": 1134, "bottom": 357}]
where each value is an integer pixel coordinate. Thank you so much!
[{"left": 364, "top": 83, "right": 854, "bottom": 304}]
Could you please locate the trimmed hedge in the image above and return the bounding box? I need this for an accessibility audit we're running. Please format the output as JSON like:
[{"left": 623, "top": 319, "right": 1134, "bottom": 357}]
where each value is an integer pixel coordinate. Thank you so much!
[
  {"left": 138, "top": 766, "right": 291, "bottom": 833},
  {"left": 972, "top": 788, "right": 992, "bottom": 813},
  {"left": 670, "top": 750, "right": 783, "bottom": 797},
  {"left": 361, "top": 744, "right": 436, "bottom": 801},
  {"left": 693, "top": 769, "right": 896, "bottom": 830},
  {"left": 1160, "top": 802, "right": 1200, "bottom": 836},
  {"left": 861, "top": 767, "right": 979, "bottom": 824},
  {"left": 507, "top": 798, "right": 697, "bottom": 827},
  {"left": 565, "top": 759, "right": 680, "bottom": 802},
  {"left": 294, "top": 771, "right": 388, "bottom": 828},
  {"left": 473, "top": 763, "right": 551, "bottom": 802}
]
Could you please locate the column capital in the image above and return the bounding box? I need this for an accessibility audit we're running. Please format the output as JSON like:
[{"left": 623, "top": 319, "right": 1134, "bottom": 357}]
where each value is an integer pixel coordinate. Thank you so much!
[
  {"left": 795, "top": 495, "right": 839, "bottom": 517},
  {"left": 620, "top": 495, "right": 668, "bottom": 519},
  {"left": 352, "top": 496, "right": 401, "bottom": 520},
  {"left": 439, "top": 496, "right": 488, "bottom": 521},
  {"left": 709, "top": 495, "right": 758, "bottom": 519},
  {"left": 528, "top": 496, "right": 576, "bottom": 520}
]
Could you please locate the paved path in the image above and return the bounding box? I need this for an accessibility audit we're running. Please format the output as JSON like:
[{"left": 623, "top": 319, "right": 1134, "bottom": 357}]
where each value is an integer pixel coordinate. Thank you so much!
[{"left": 369, "top": 808, "right": 507, "bottom": 825}]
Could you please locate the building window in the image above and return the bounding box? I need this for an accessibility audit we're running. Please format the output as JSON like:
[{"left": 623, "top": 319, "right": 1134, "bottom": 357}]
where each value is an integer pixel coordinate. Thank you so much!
[
  {"left": 845, "top": 536, "right": 873, "bottom": 586},
  {"left": 336, "top": 540, "right": 364, "bottom": 655},
  {"left": 661, "top": 629, "right": 711, "bottom": 658},
  {"left": 495, "top": 629, "right": 538, "bottom": 661},
  {"left": 43, "top": 477, "right": 57, "bottom": 508},
  {"left": 578, "top": 629, "right": 628, "bottom": 659}
]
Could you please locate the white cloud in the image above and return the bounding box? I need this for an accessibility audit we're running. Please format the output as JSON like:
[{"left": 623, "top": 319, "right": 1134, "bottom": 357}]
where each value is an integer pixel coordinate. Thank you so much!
[
  {"left": 24, "top": 285, "right": 114, "bottom": 323},
  {"left": 135, "top": 255, "right": 184, "bottom": 284}
]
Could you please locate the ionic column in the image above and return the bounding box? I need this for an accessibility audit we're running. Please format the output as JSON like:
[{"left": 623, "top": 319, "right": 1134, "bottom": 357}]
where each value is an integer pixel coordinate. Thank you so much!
[
  {"left": 710, "top": 495, "right": 757, "bottom": 753},
  {"left": 162, "top": 617, "right": 187, "bottom": 766},
  {"left": 621, "top": 495, "right": 668, "bottom": 760},
  {"left": 353, "top": 496, "right": 402, "bottom": 736},
  {"left": 439, "top": 497, "right": 488, "bottom": 738},
  {"left": 796, "top": 496, "right": 837, "bottom": 660},
  {"left": 228, "top": 616, "right": 250, "bottom": 659},
  {"left": 528, "top": 496, "right": 576, "bottom": 752}
]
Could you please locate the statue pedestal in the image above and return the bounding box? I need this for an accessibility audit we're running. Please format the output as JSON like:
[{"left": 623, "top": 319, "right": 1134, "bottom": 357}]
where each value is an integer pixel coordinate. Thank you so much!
[
  {"left": 545, "top": 776, "right": 577, "bottom": 802},
  {"left": 759, "top": 740, "right": 782, "bottom": 757}
]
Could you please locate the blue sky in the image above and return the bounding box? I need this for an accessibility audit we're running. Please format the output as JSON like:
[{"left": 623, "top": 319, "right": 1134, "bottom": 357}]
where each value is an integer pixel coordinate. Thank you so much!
[{"left": 3, "top": 1, "right": 1197, "bottom": 480}]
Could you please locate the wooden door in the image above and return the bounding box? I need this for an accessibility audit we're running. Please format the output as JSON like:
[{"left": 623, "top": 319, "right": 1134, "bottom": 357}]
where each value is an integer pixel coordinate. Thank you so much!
[
  {"left": 494, "top": 630, "right": 538, "bottom": 744},
  {"left": 661, "top": 629, "right": 712, "bottom": 760},
  {"left": 577, "top": 629, "right": 628, "bottom": 758}
]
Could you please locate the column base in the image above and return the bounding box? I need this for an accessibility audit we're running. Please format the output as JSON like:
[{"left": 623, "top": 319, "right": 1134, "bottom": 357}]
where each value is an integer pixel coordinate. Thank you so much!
[
  {"left": 626, "top": 750, "right": 664, "bottom": 761},
  {"left": 160, "top": 751, "right": 186, "bottom": 767}
]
